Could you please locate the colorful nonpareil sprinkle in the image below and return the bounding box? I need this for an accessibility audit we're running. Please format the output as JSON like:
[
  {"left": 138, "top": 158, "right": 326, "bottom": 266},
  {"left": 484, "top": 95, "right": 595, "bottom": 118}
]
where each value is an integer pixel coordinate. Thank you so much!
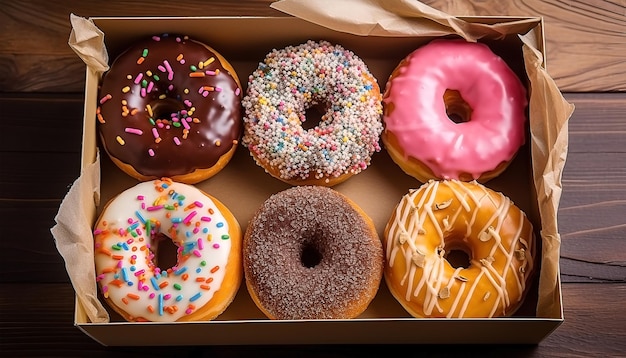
[{"left": 241, "top": 40, "right": 383, "bottom": 183}]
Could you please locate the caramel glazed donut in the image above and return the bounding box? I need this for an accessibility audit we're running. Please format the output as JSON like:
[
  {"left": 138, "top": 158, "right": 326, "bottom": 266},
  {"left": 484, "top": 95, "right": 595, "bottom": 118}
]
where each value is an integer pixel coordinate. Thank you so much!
[
  {"left": 93, "top": 178, "right": 242, "bottom": 322},
  {"left": 384, "top": 180, "right": 535, "bottom": 318},
  {"left": 244, "top": 186, "right": 383, "bottom": 319},
  {"left": 242, "top": 40, "right": 383, "bottom": 186},
  {"left": 97, "top": 34, "right": 243, "bottom": 184}
]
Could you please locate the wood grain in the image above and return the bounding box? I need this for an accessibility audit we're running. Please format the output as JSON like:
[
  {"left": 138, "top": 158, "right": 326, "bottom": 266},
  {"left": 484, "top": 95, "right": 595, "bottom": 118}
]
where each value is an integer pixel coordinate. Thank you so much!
[
  {"left": 423, "top": 0, "right": 626, "bottom": 91},
  {"left": 0, "top": 0, "right": 624, "bottom": 93},
  {"left": 0, "top": 0, "right": 280, "bottom": 92},
  {"left": 0, "top": 283, "right": 624, "bottom": 356},
  {"left": 558, "top": 93, "right": 626, "bottom": 283},
  {"left": 0, "top": 94, "right": 84, "bottom": 153}
]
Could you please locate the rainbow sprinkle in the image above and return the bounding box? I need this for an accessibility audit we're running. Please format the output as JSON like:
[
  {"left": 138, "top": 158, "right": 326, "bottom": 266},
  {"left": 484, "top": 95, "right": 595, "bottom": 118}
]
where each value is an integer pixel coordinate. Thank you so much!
[
  {"left": 92, "top": 179, "right": 232, "bottom": 322},
  {"left": 96, "top": 33, "right": 242, "bottom": 164}
]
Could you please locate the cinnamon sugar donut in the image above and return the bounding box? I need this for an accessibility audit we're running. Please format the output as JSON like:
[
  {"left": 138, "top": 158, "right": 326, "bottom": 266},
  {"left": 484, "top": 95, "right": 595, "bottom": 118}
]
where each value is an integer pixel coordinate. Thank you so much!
[{"left": 243, "top": 186, "right": 383, "bottom": 319}]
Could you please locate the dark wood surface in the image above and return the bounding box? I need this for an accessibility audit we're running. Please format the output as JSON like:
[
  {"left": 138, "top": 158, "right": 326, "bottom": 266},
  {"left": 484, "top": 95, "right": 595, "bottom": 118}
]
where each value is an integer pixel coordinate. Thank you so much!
[
  {"left": 1, "top": 1, "right": 625, "bottom": 357},
  {"left": 1, "top": 0, "right": 625, "bottom": 92}
]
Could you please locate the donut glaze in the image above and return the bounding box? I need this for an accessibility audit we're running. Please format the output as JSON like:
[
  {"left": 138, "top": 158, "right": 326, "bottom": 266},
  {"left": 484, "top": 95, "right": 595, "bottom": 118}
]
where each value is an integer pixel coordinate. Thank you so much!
[
  {"left": 383, "top": 39, "right": 528, "bottom": 182},
  {"left": 93, "top": 179, "right": 242, "bottom": 322},
  {"left": 97, "top": 34, "right": 242, "bottom": 183},
  {"left": 384, "top": 180, "right": 535, "bottom": 318},
  {"left": 243, "top": 186, "right": 383, "bottom": 319},
  {"left": 242, "top": 40, "right": 383, "bottom": 186}
]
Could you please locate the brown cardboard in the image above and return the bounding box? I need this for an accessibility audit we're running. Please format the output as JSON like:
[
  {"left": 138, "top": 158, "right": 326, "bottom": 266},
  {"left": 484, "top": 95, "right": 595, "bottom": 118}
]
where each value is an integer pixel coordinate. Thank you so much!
[{"left": 58, "top": 15, "right": 566, "bottom": 345}]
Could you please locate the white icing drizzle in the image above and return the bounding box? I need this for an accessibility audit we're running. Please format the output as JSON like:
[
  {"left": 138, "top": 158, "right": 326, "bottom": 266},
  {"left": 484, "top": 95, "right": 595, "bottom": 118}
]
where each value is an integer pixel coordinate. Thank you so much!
[
  {"left": 384, "top": 180, "right": 534, "bottom": 318},
  {"left": 93, "top": 179, "right": 232, "bottom": 322},
  {"left": 446, "top": 267, "right": 467, "bottom": 318}
]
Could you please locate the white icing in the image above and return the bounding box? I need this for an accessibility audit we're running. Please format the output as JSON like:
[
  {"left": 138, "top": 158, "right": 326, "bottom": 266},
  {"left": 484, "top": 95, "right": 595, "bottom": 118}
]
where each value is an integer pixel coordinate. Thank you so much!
[{"left": 94, "top": 179, "right": 231, "bottom": 322}]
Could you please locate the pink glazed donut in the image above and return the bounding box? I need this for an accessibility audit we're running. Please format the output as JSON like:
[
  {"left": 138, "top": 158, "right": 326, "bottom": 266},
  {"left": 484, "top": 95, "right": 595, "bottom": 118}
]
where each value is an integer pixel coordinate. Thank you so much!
[{"left": 382, "top": 39, "right": 528, "bottom": 182}]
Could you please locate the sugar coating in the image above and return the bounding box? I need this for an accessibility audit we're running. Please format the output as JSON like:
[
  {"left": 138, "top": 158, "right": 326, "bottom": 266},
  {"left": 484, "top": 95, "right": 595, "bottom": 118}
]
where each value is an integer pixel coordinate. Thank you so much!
[
  {"left": 244, "top": 186, "right": 383, "bottom": 319},
  {"left": 242, "top": 40, "right": 383, "bottom": 181}
]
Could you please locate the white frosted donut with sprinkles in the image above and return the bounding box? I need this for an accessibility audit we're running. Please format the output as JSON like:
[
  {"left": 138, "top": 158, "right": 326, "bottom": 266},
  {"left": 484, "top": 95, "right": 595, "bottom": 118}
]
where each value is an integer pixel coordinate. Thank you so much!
[
  {"left": 93, "top": 178, "right": 242, "bottom": 322},
  {"left": 242, "top": 40, "right": 383, "bottom": 186}
]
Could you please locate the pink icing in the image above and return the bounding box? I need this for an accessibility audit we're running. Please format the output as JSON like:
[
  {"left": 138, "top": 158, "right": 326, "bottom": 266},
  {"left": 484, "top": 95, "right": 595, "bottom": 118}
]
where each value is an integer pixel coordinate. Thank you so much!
[{"left": 383, "top": 39, "right": 528, "bottom": 180}]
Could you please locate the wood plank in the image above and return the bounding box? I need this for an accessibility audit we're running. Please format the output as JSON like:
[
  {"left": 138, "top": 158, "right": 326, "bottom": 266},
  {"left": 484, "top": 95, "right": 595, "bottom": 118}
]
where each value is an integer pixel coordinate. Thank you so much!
[
  {"left": 559, "top": 193, "right": 626, "bottom": 268},
  {"left": 423, "top": 0, "right": 626, "bottom": 92},
  {"left": 0, "top": 0, "right": 624, "bottom": 93},
  {"left": 560, "top": 257, "right": 626, "bottom": 282},
  {"left": 0, "top": 54, "right": 86, "bottom": 92},
  {"left": 565, "top": 93, "right": 626, "bottom": 153},
  {"left": 0, "top": 151, "right": 80, "bottom": 199},
  {"left": 0, "top": 94, "right": 85, "bottom": 153},
  {"left": 0, "top": 0, "right": 279, "bottom": 93},
  {"left": 556, "top": 93, "right": 626, "bottom": 280},
  {"left": 0, "top": 202, "right": 70, "bottom": 283},
  {"left": 540, "top": 283, "right": 626, "bottom": 355},
  {"left": 1, "top": 282, "right": 624, "bottom": 355}
]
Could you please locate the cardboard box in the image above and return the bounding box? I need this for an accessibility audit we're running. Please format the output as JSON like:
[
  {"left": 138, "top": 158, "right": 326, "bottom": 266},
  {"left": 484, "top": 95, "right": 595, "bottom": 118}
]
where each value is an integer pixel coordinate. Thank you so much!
[{"left": 73, "top": 15, "right": 563, "bottom": 345}]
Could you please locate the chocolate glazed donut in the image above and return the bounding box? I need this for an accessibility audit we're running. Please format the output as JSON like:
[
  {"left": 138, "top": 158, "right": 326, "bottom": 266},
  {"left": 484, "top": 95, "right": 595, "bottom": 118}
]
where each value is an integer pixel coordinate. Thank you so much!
[
  {"left": 243, "top": 186, "right": 384, "bottom": 320},
  {"left": 97, "top": 34, "right": 242, "bottom": 183}
]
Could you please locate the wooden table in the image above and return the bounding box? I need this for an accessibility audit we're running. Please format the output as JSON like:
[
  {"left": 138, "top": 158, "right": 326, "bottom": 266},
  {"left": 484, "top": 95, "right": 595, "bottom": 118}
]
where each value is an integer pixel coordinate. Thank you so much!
[{"left": 1, "top": 1, "right": 625, "bottom": 356}]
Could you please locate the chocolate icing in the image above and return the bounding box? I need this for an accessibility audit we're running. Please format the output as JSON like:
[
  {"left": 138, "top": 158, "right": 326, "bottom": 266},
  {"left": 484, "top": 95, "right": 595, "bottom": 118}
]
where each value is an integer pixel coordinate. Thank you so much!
[{"left": 97, "top": 34, "right": 242, "bottom": 178}]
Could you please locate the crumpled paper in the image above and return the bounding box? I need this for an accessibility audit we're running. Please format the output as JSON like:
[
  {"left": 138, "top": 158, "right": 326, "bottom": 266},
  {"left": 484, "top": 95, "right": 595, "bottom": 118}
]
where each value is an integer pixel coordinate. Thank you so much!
[
  {"left": 521, "top": 33, "right": 572, "bottom": 317},
  {"left": 68, "top": 13, "right": 109, "bottom": 74},
  {"left": 51, "top": 152, "right": 107, "bottom": 322},
  {"left": 53, "top": 1, "right": 574, "bottom": 323},
  {"left": 272, "top": 0, "right": 541, "bottom": 41}
]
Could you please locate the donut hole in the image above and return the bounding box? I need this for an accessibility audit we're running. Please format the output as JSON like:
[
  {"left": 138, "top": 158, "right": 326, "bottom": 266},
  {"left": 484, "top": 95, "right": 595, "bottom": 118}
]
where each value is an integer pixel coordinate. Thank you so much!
[
  {"left": 443, "top": 89, "right": 473, "bottom": 124},
  {"left": 301, "top": 103, "right": 328, "bottom": 130},
  {"left": 153, "top": 233, "right": 179, "bottom": 272},
  {"left": 300, "top": 240, "right": 323, "bottom": 268},
  {"left": 444, "top": 243, "right": 472, "bottom": 269},
  {"left": 149, "top": 98, "right": 185, "bottom": 121}
]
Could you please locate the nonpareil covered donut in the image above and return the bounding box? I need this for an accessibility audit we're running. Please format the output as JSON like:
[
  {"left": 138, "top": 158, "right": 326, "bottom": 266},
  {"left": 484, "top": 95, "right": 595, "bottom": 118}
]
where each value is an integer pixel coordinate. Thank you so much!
[
  {"left": 97, "top": 34, "right": 242, "bottom": 184},
  {"left": 383, "top": 180, "right": 535, "bottom": 318},
  {"left": 243, "top": 186, "right": 383, "bottom": 319},
  {"left": 93, "top": 178, "right": 242, "bottom": 322},
  {"left": 383, "top": 39, "right": 528, "bottom": 182},
  {"left": 242, "top": 40, "right": 383, "bottom": 186}
]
